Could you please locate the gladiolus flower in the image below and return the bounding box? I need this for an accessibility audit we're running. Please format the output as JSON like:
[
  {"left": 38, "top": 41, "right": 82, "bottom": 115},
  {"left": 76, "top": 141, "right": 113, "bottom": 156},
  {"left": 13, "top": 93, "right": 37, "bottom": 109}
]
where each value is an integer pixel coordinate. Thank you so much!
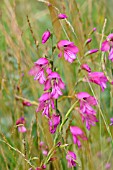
[
  {"left": 88, "top": 72, "right": 108, "bottom": 91},
  {"left": 101, "top": 33, "right": 113, "bottom": 62},
  {"left": 66, "top": 151, "right": 76, "bottom": 168},
  {"left": 29, "top": 58, "right": 49, "bottom": 84},
  {"left": 81, "top": 113, "right": 98, "bottom": 130},
  {"left": 57, "top": 40, "right": 79, "bottom": 63},
  {"left": 49, "top": 114, "right": 60, "bottom": 134},
  {"left": 108, "top": 48, "right": 113, "bottom": 62},
  {"left": 81, "top": 64, "right": 91, "bottom": 72},
  {"left": 16, "top": 117, "right": 27, "bottom": 133},
  {"left": 44, "top": 72, "right": 65, "bottom": 99},
  {"left": 70, "top": 126, "right": 87, "bottom": 148},
  {"left": 77, "top": 92, "right": 98, "bottom": 130},
  {"left": 18, "top": 126, "right": 26, "bottom": 133},
  {"left": 77, "top": 92, "right": 97, "bottom": 114},
  {"left": 36, "top": 92, "right": 55, "bottom": 118},
  {"left": 101, "top": 33, "right": 113, "bottom": 51},
  {"left": 58, "top": 13, "right": 67, "bottom": 19},
  {"left": 42, "top": 30, "right": 51, "bottom": 44}
]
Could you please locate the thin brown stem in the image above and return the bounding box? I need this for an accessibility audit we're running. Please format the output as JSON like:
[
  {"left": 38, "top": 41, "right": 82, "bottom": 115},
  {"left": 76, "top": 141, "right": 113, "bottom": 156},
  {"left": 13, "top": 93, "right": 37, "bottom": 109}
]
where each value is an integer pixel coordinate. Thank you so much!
[
  {"left": 26, "top": 15, "right": 39, "bottom": 50},
  {"left": 15, "top": 95, "right": 38, "bottom": 106}
]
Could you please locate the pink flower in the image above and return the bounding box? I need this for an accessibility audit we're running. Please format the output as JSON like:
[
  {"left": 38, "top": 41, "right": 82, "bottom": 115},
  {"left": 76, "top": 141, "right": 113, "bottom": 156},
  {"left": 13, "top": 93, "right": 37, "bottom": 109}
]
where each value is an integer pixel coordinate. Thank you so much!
[
  {"left": 81, "top": 113, "right": 98, "bottom": 130},
  {"left": 101, "top": 40, "right": 111, "bottom": 51},
  {"left": 36, "top": 92, "right": 55, "bottom": 118},
  {"left": 58, "top": 13, "right": 67, "bottom": 19},
  {"left": 101, "top": 34, "right": 113, "bottom": 51},
  {"left": 70, "top": 126, "right": 87, "bottom": 148},
  {"left": 93, "top": 27, "right": 97, "bottom": 32},
  {"left": 16, "top": 117, "right": 27, "bottom": 133},
  {"left": 88, "top": 72, "right": 108, "bottom": 91},
  {"left": 105, "top": 163, "right": 111, "bottom": 169},
  {"left": 101, "top": 33, "right": 113, "bottom": 62},
  {"left": 85, "top": 49, "right": 98, "bottom": 56},
  {"left": 44, "top": 72, "right": 65, "bottom": 99},
  {"left": 29, "top": 58, "right": 49, "bottom": 84},
  {"left": 81, "top": 64, "right": 91, "bottom": 72},
  {"left": 108, "top": 48, "right": 113, "bottom": 62},
  {"left": 57, "top": 40, "right": 79, "bottom": 63},
  {"left": 49, "top": 114, "right": 60, "bottom": 134},
  {"left": 77, "top": 92, "right": 97, "bottom": 114},
  {"left": 42, "top": 30, "right": 51, "bottom": 44},
  {"left": 66, "top": 151, "right": 76, "bottom": 168},
  {"left": 23, "top": 101, "right": 32, "bottom": 106},
  {"left": 77, "top": 92, "right": 98, "bottom": 130},
  {"left": 18, "top": 126, "right": 26, "bottom": 133},
  {"left": 41, "top": 165, "right": 46, "bottom": 169}
]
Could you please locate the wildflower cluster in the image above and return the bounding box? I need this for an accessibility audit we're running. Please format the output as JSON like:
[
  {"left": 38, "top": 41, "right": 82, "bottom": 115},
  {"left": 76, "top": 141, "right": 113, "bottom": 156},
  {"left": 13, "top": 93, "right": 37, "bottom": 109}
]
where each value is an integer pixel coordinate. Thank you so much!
[
  {"left": 29, "top": 56, "right": 64, "bottom": 130},
  {"left": 27, "top": 12, "right": 113, "bottom": 169},
  {"left": 77, "top": 92, "right": 98, "bottom": 130}
]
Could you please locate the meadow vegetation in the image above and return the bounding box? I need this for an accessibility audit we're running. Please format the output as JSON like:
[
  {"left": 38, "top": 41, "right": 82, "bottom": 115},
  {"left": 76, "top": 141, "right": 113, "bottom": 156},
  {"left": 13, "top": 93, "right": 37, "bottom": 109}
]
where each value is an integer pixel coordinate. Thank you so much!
[{"left": 0, "top": 0, "right": 113, "bottom": 169}]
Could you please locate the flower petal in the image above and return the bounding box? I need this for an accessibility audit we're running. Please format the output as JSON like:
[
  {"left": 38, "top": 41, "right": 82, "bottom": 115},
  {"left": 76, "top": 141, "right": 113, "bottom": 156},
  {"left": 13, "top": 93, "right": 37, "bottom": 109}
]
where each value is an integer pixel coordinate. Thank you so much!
[{"left": 101, "top": 40, "right": 110, "bottom": 51}]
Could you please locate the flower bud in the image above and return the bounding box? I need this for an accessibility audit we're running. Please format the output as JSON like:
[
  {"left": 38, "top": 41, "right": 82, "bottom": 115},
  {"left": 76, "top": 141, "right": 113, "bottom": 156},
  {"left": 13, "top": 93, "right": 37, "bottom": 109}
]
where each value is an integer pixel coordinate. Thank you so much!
[
  {"left": 23, "top": 101, "right": 32, "bottom": 106},
  {"left": 42, "top": 30, "right": 51, "bottom": 44},
  {"left": 81, "top": 64, "right": 91, "bottom": 72},
  {"left": 84, "top": 38, "right": 92, "bottom": 45},
  {"left": 58, "top": 13, "right": 67, "bottom": 19},
  {"left": 85, "top": 49, "right": 98, "bottom": 56}
]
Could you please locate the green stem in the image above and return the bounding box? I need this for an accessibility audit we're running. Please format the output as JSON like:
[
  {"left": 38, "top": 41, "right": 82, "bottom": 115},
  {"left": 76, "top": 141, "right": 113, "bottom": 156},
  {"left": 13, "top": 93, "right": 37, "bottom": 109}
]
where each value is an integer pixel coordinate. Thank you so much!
[
  {"left": 15, "top": 95, "right": 38, "bottom": 106},
  {"left": 59, "top": 100, "right": 78, "bottom": 133},
  {"left": 43, "top": 145, "right": 57, "bottom": 165}
]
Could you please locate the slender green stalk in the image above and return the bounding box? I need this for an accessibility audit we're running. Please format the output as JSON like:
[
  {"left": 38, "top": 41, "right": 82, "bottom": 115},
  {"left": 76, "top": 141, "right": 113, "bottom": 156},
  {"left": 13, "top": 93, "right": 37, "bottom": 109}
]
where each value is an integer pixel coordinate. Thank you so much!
[
  {"left": 15, "top": 95, "right": 38, "bottom": 106},
  {"left": 43, "top": 145, "right": 57, "bottom": 165},
  {"left": 59, "top": 100, "right": 78, "bottom": 132}
]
